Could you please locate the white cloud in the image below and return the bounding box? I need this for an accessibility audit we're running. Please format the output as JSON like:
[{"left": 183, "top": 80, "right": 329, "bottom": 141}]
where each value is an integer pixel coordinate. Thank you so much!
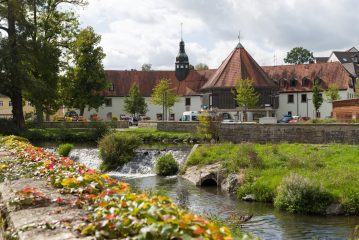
[{"left": 77, "top": 0, "right": 359, "bottom": 70}]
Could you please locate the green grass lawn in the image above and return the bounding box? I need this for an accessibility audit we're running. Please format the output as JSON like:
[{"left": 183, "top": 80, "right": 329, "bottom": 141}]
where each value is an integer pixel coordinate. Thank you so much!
[{"left": 186, "top": 143, "right": 359, "bottom": 214}]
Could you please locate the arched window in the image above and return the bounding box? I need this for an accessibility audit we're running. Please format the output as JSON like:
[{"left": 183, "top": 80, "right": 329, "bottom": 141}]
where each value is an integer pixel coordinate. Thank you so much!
[
  {"left": 290, "top": 78, "right": 297, "bottom": 87},
  {"left": 302, "top": 77, "right": 310, "bottom": 87}
]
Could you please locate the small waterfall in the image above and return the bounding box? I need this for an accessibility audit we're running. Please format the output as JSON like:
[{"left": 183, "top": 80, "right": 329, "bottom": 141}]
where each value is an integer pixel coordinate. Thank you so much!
[{"left": 68, "top": 148, "right": 190, "bottom": 178}]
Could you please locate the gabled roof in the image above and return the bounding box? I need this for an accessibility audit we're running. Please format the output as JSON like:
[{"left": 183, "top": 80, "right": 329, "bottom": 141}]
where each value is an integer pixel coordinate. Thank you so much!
[
  {"left": 262, "top": 62, "right": 352, "bottom": 92},
  {"left": 201, "top": 43, "right": 277, "bottom": 90},
  {"left": 103, "top": 70, "right": 215, "bottom": 97},
  {"left": 347, "top": 47, "right": 359, "bottom": 53},
  {"left": 332, "top": 51, "right": 358, "bottom": 64},
  {"left": 315, "top": 57, "right": 329, "bottom": 63}
]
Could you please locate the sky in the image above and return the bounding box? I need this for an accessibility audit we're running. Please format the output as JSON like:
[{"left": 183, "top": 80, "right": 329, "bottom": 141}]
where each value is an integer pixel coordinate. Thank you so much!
[{"left": 77, "top": 0, "right": 359, "bottom": 70}]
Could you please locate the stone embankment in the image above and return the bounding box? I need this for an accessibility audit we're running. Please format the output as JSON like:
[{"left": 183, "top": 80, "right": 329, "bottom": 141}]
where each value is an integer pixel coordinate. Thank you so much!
[
  {"left": 182, "top": 162, "right": 243, "bottom": 194},
  {"left": 0, "top": 151, "right": 91, "bottom": 240}
]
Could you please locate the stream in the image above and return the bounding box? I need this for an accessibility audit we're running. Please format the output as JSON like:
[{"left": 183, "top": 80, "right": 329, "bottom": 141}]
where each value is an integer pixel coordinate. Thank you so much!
[{"left": 56, "top": 147, "right": 359, "bottom": 239}]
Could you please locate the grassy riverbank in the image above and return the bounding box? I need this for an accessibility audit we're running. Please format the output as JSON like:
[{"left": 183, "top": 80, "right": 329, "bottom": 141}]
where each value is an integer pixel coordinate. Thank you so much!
[{"left": 186, "top": 143, "right": 359, "bottom": 215}]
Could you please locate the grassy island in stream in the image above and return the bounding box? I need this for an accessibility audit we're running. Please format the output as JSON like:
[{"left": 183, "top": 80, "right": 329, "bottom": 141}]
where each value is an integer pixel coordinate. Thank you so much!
[
  {"left": 186, "top": 143, "right": 359, "bottom": 215},
  {"left": 0, "top": 135, "right": 239, "bottom": 239}
]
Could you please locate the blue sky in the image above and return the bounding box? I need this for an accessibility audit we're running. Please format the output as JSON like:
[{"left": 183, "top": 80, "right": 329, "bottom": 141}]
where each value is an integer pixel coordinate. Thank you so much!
[{"left": 77, "top": 0, "right": 359, "bottom": 70}]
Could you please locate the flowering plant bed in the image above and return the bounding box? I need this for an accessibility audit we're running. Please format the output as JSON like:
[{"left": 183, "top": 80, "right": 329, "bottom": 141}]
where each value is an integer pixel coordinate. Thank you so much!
[{"left": 0, "top": 135, "right": 233, "bottom": 239}]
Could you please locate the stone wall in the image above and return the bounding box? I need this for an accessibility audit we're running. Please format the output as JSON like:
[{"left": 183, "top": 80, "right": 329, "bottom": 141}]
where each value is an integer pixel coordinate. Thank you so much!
[
  {"left": 149, "top": 121, "right": 359, "bottom": 144},
  {"left": 157, "top": 121, "right": 198, "bottom": 133},
  {"left": 138, "top": 121, "right": 158, "bottom": 129},
  {"left": 31, "top": 121, "right": 129, "bottom": 129},
  {"left": 220, "top": 123, "right": 359, "bottom": 144}
]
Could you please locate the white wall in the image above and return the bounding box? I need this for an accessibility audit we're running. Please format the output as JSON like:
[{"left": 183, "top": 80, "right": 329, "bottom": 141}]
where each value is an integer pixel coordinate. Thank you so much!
[
  {"left": 83, "top": 96, "right": 203, "bottom": 121},
  {"left": 277, "top": 90, "right": 352, "bottom": 119}
]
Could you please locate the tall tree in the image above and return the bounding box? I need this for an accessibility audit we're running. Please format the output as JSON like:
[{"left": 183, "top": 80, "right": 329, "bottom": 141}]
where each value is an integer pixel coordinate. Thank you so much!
[
  {"left": 324, "top": 83, "right": 340, "bottom": 102},
  {"left": 234, "top": 79, "right": 259, "bottom": 122},
  {"left": 141, "top": 63, "right": 151, "bottom": 71},
  {"left": 25, "top": 0, "right": 85, "bottom": 123},
  {"left": 0, "top": 0, "right": 29, "bottom": 129},
  {"left": 150, "top": 79, "right": 179, "bottom": 121},
  {"left": 284, "top": 47, "right": 314, "bottom": 64},
  {"left": 195, "top": 63, "right": 209, "bottom": 70},
  {"left": 124, "top": 84, "right": 147, "bottom": 117},
  {"left": 312, "top": 80, "right": 323, "bottom": 118},
  {"left": 65, "top": 27, "right": 108, "bottom": 116}
]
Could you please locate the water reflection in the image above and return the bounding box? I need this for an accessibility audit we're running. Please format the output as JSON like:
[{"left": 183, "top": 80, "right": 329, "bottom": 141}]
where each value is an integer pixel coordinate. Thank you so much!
[{"left": 120, "top": 176, "right": 359, "bottom": 240}]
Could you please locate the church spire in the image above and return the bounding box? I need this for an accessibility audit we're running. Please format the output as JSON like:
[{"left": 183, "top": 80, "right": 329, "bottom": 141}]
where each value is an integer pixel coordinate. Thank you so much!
[
  {"left": 236, "top": 31, "right": 244, "bottom": 49},
  {"left": 175, "top": 23, "right": 190, "bottom": 81}
]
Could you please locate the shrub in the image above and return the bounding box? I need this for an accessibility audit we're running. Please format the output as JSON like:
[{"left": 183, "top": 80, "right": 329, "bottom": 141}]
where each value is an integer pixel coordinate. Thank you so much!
[
  {"left": 99, "top": 133, "right": 141, "bottom": 171},
  {"left": 155, "top": 154, "right": 179, "bottom": 176},
  {"left": 237, "top": 182, "right": 275, "bottom": 202},
  {"left": 342, "top": 190, "right": 359, "bottom": 215},
  {"left": 196, "top": 110, "right": 220, "bottom": 141},
  {"left": 57, "top": 143, "right": 74, "bottom": 157},
  {"left": 112, "top": 116, "right": 118, "bottom": 122},
  {"left": 274, "top": 173, "right": 332, "bottom": 214},
  {"left": 0, "top": 119, "right": 18, "bottom": 135}
]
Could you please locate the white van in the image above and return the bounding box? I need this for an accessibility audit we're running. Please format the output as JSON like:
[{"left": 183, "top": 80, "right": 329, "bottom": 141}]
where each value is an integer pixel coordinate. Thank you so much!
[{"left": 180, "top": 111, "right": 200, "bottom": 121}]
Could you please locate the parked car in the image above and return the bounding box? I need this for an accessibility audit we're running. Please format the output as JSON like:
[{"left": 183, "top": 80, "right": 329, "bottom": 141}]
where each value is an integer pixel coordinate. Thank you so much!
[
  {"left": 129, "top": 116, "right": 139, "bottom": 126},
  {"left": 65, "top": 111, "right": 79, "bottom": 121},
  {"left": 180, "top": 111, "right": 199, "bottom": 121},
  {"left": 278, "top": 115, "right": 293, "bottom": 123}
]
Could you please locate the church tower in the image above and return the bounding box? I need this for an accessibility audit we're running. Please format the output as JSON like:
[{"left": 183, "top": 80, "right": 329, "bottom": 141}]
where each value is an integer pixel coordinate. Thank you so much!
[{"left": 175, "top": 24, "right": 190, "bottom": 81}]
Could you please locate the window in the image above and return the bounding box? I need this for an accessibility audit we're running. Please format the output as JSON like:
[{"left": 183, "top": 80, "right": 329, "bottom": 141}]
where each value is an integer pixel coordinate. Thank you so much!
[
  {"left": 9, "top": 101, "right": 12, "bottom": 106},
  {"left": 290, "top": 79, "right": 296, "bottom": 87},
  {"left": 105, "top": 98, "right": 112, "bottom": 107},
  {"left": 180, "top": 65, "right": 184, "bottom": 68},
  {"left": 185, "top": 97, "right": 191, "bottom": 106},
  {"left": 156, "top": 113, "right": 163, "bottom": 121},
  {"left": 185, "top": 65, "right": 188, "bottom": 68},
  {"left": 316, "top": 111, "right": 321, "bottom": 118},
  {"left": 169, "top": 113, "right": 175, "bottom": 121},
  {"left": 287, "top": 94, "right": 294, "bottom": 103},
  {"left": 302, "top": 77, "right": 310, "bottom": 87},
  {"left": 288, "top": 111, "right": 292, "bottom": 116},
  {"left": 0, "top": 101, "right": 3, "bottom": 107},
  {"left": 301, "top": 94, "right": 307, "bottom": 103},
  {"left": 109, "top": 83, "right": 114, "bottom": 91}
]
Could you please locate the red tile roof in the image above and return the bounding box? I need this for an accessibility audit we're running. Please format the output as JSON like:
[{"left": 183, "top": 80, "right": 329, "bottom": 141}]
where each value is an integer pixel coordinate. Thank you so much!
[
  {"left": 201, "top": 45, "right": 277, "bottom": 90},
  {"left": 262, "top": 62, "right": 352, "bottom": 92},
  {"left": 103, "top": 70, "right": 216, "bottom": 97}
]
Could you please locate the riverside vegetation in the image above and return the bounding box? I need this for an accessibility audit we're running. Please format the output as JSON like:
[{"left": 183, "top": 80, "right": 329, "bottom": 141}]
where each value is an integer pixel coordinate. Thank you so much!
[
  {"left": 186, "top": 143, "right": 359, "bottom": 215},
  {"left": 0, "top": 135, "right": 235, "bottom": 239}
]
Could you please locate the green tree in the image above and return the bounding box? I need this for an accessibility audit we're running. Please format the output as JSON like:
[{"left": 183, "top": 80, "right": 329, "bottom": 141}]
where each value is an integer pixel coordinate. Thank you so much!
[
  {"left": 65, "top": 27, "right": 108, "bottom": 116},
  {"left": 25, "top": 0, "right": 84, "bottom": 123},
  {"left": 312, "top": 80, "right": 323, "bottom": 118},
  {"left": 150, "top": 79, "right": 179, "bottom": 121},
  {"left": 124, "top": 84, "right": 147, "bottom": 117},
  {"left": 234, "top": 79, "right": 259, "bottom": 122},
  {"left": 195, "top": 63, "right": 209, "bottom": 70},
  {"left": 196, "top": 110, "right": 220, "bottom": 141},
  {"left": 284, "top": 47, "right": 314, "bottom": 64},
  {"left": 324, "top": 83, "right": 340, "bottom": 102},
  {"left": 0, "top": 0, "right": 29, "bottom": 129},
  {"left": 141, "top": 63, "right": 151, "bottom": 71},
  {"left": 355, "top": 79, "right": 359, "bottom": 98}
]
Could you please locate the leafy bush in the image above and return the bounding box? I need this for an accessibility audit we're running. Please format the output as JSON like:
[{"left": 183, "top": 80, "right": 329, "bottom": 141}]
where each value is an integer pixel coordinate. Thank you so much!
[
  {"left": 237, "top": 182, "right": 275, "bottom": 202},
  {"left": 342, "top": 190, "right": 359, "bottom": 215},
  {"left": 0, "top": 119, "right": 18, "bottom": 135},
  {"left": 196, "top": 110, "right": 220, "bottom": 141},
  {"left": 57, "top": 143, "right": 74, "bottom": 157},
  {"left": 99, "top": 133, "right": 141, "bottom": 171},
  {"left": 274, "top": 173, "right": 333, "bottom": 214},
  {"left": 155, "top": 154, "right": 179, "bottom": 176}
]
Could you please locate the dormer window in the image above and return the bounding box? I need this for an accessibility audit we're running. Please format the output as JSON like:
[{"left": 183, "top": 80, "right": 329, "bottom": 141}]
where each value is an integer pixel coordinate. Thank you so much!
[
  {"left": 290, "top": 79, "right": 296, "bottom": 87},
  {"left": 352, "top": 55, "right": 358, "bottom": 63},
  {"left": 302, "top": 77, "right": 310, "bottom": 87}
]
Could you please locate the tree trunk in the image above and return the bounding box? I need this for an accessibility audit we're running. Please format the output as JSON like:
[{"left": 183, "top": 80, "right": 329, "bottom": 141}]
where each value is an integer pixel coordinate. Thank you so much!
[
  {"left": 11, "top": 91, "right": 25, "bottom": 130},
  {"left": 35, "top": 105, "right": 44, "bottom": 123},
  {"left": 8, "top": 0, "right": 25, "bottom": 130},
  {"left": 79, "top": 107, "right": 85, "bottom": 116}
]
